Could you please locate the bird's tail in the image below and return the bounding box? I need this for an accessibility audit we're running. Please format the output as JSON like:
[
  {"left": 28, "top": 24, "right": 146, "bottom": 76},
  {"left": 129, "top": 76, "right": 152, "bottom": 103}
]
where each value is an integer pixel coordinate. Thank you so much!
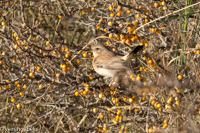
[{"left": 124, "top": 45, "right": 144, "bottom": 70}]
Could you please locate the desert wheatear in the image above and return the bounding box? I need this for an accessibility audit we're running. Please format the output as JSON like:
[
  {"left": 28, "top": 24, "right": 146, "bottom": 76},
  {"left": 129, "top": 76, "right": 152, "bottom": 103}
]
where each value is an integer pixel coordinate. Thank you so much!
[{"left": 91, "top": 44, "right": 143, "bottom": 79}]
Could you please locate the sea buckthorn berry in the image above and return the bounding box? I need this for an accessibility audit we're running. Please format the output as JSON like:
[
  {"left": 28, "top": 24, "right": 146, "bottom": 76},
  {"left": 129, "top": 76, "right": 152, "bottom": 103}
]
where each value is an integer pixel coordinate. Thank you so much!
[
  {"left": 151, "top": 28, "right": 155, "bottom": 32},
  {"left": 5, "top": 85, "right": 10, "bottom": 89},
  {"left": 136, "top": 14, "right": 140, "bottom": 18},
  {"left": 17, "top": 84, "right": 21, "bottom": 89},
  {"left": 117, "top": 12, "right": 121, "bottom": 17},
  {"left": 89, "top": 76, "right": 94, "bottom": 80},
  {"left": 162, "top": 1, "right": 166, "bottom": 5},
  {"left": 2, "top": 21, "right": 5, "bottom": 26},
  {"left": 87, "top": 9, "right": 91, "bottom": 13},
  {"left": 17, "top": 104, "right": 21, "bottom": 108},
  {"left": 163, "top": 123, "right": 168, "bottom": 128},
  {"left": 83, "top": 53, "right": 87, "bottom": 58},
  {"left": 127, "top": 10, "right": 131, "bottom": 14},
  {"left": 108, "top": 21, "right": 113, "bottom": 26},
  {"left": 178, "top": 75, "right": 183, "bottom": 80},
  {"left": 93, "top": 108, "right": 97, "bottom": 113},
  {"left": 103, "top": 127, "right": 107, "bottom": 131},
  {"left": 29, "top": 73, "right": 34, "bottom": 77},
  {"left": 149, "top": 128, "right": 153, "bottom": 132},
  {"left": 151, "top": 101, "right": 156, "bottom": 105},
  {"left": 129, "top": 98, "right": 133, "bottom": 103},
  {"left": 33, "top": 38, "right": 36, "bottom": 42},
  {"left": 11, "top": 98, "right": 15, "bottom": 102},
  {"left": 16, "top": 36, "right": 20, "bottom": 40},
  {"left": 58, "top": 15, "right": 62, "bottom": 18},
  {"left": 39, "top": 85, "right": 43, "bottom": 89},
  {"left": 163, "top": 7, "right": 167, "bottom": 10},
  {"left": 123, "top": 97, "right": 127, "bottom": 101},
  {"left": 137, "top": 76, "right": 141, "bottom": 80},
  {"left": 53, "top": 51, "right": 57, "bottom": 55},
  {"left": 109, "top": 33, "right": 113, "bottom": 38},
  {"left": 91, "top": 8, "right": 95, "bottom": 11},
  {"left": 77, "top": 60, "right": 81, "bottom": 65},
  {"left": 46, "top": 41, "right": 50, "bottom": 45},
  {"left": 23, "top": 85, "right": 27, "bottom": 90},
  {"left": 96, "top": 25, "right": 101, "bottom": 29},
  {"left": 75, "top": 91, "right": 79, "bottom": 96},
  {"left": 156, "top": 103, "right": 161, "bottom": 108},
  {"left": 81, "top": 11, "right": 86, "bottom": 15},
  {"left": 100, "top": 114, "right": 104, "bottom": 119},
  {"left": 144, "top": 19, "right": 149, "bottom": 23},
  {"left": 109, "top": 6, "right": 113, "bottom": 11},
  {"left": 110, "top": 13, "right": 115, "bottom": 17},
  {"left": 148, "top": 60, "right": 153, "bottom": 64},
  {"left": 154, "top": 3, "right": 159, "bottom": 8},
  {"left": 156, "top": 30, "right": 160, "bottom": 34},
  {"left": 176, "top": 101, "right": 180, "bottom": 105},
  {"left": 20, "top": 92, "right": 23, "bottom": 96}
]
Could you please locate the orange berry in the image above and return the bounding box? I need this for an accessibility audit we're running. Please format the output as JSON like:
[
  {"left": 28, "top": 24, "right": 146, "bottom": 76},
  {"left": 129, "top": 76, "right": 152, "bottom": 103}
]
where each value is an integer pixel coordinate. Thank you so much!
[
  {"left": 53, "top": 51, "right": 57, "bottom": 55},
  {"left": 117, "top": 12, "right": 121, "bottom": 17},
  {"left": 77, "top": 60, "right": 81, "bottom": 65},
  {"left": 148, "top": 60, "right": 153, "bottom": 64},
  {"left": 11, "top": 98, "right": 15, "bottom": 102},
  {"left": 127, "top": 10, "right": 131, "bottom": 14},
  {"left": 136, "top": 14, "right": 140, "bottom": 18},
  {"left": 89, "top": 76, "right": 94, "bottom": 80},
  {"left": 108, "top": 21, "right": 113, "bottom": 26},
  {"left": 96, "top": 25, "right": 101, "bottom": 29},
  {"left": 109, "top": 7, "right": 113, "bottom": 11},
  {"left": 46, "top": 41, "right": 50, "bottom": 45},
  {"left": 75, "top": 91, "right": 79, "bottom": 96},
  {"left": 81, "top": 11, "right": 86, "bottom": 15},
  {"left": 39, "top": 85, "right": 43, "bottom": 89},
  {"left": 17, "top": 84, "right": 21, "bottom": 89},
  {"left": 162, "top": 123, "right": 168, "bottom": 128},
  {"left": 17, "top": 104, "right": 21, "bottom": 108},
  {"left": 93, "top": 108, "right": 97, "bottom": 113},
  {"left": 20, "top": 92, "right": 23, "bottom": 96},
  {"left": 2, "top": 21, "right": 5, "bottom": 26},
  {"left": 144, "top": 18, "right": 149, "bottom": 23},
  {"left": 16, "top": 36, "right": 19, "bottom": 41},
  {"left": 154, "top": 3, "right": 159, "bottom": 8},
  {"left": 29, "top": 72, "right": 34, "bottom": 77},
  {"left": 58, "top": 15, "right": 62, "bottom": 19},
  {"left": 5, "top": 85, "right": 10, "bottom": 89},
  {"left": 151, "top": 28, "right": 155, "bottom": 32},
  {"left": 23, "top": 85, "right": 27, "bottom": 90},
  {"left": 163, "top": 7, "right": 167, "bottom": 10},
  {"left": 100, "top": 114, "right": 104, "bottom": 119},
  {"left": 156, "top": 30, "right": 160, "bottom": 34},
  {"left": 178, "top": 75, "right": 183, "bottom": 80},
  {"left": 129, "top": 98, "right": 133, "bottom": 103},
  {"left": 83, "top": 53, "right": 87, "bottom": 58},
  {"left": 103, "top": 127, "right": 107, "bottom": 131},
  {"left": 33, "top": 38, "right": 36, "bottom": 42},
  {"left": 110, "top": 13, "right": 115, "bottom": 17}
]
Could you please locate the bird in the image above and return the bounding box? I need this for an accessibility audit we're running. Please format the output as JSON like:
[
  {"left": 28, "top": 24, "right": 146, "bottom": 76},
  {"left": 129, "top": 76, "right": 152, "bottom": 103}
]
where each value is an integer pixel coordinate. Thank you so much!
[{"left": 91, "top": 44, "right": 143, "bottom": 81}]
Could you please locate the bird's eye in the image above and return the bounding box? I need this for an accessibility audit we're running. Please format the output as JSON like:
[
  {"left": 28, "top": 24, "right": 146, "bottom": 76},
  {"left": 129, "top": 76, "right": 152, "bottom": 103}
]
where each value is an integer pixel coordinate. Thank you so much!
[{"left": 95, "top": 48, "right": 99, "bottom": 50}]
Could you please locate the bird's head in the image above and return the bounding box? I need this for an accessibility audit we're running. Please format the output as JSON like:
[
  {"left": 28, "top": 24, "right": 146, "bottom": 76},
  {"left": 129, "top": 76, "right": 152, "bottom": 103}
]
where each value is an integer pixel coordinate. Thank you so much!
[{"left": 91, "top": 44, "right": 107, "bottom": 57}]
